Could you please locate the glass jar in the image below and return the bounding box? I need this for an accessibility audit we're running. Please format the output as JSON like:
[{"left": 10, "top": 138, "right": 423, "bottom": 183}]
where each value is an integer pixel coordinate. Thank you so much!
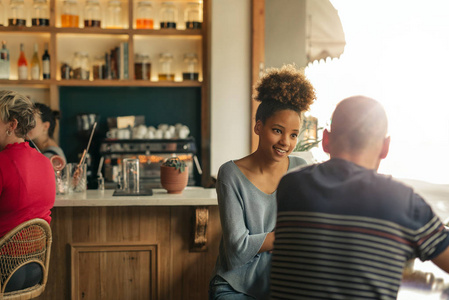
[
  {"left": 61, "top": 0, "right": 79, "bottom": 28},
  {"left": 8, "top": 0, "right": 26, "bottom": 26},
  {"left": 106, "top": 0, "right": 122, "bottom": 29},
  {"left": 60, "top": 61, "right": 71, "bottom": 79},
  {"left": 135, "top": 0, "right": 153, "bottom": 29},
  {"left": 158, "top": 52, "right": 174, "bottom": 81},
  {"left": 160, "top": 2, "right": 177, "bottom": 29},
  {"left": 185, "top": 2, "right": 201, "bottom": 29},
  {"left": 92, "top": 55, "right": 105, "bottom": 79},
  {"left": 182, "top": 53, "right": 198, "bottom": 81},
  {"left": 84, "top": 0, "right": 101, "bottom": 28},
  {"left": 72, "top": 51, "right": 90, "bottom": 80},
  {"left": 32, "top": 0, "right": 49, "bottom": 26},
  {"left": 134, "top": 54, "right": 151, "bottom": 80}
]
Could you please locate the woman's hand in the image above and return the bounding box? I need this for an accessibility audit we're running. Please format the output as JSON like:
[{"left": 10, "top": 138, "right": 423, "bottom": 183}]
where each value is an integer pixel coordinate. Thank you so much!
[{"left": 258, "top": 231, "right": 275, "bottom": 253}]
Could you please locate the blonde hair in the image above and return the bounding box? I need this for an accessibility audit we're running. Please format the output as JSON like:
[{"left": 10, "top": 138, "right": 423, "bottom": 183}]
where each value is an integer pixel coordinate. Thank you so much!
[{"left": 0, "top": 90, "right": 36, "bottom": 138}]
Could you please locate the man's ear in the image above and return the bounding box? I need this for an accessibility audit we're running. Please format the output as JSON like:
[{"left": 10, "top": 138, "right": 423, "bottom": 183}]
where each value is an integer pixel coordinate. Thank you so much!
[
  {"left": 322, "top": 129, "right": 331, "bottom": 154},
  {"left": 380, "top": 136, "right": 390, "bottom": 159},
  {"left": 254, "top": 120, "right": 262, "bottom": 136}
]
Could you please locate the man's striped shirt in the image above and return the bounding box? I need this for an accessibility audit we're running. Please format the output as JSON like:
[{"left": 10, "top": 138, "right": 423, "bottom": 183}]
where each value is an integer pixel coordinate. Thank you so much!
[{"left": 271, "top": 159, "right": 449, "bottom": 300}]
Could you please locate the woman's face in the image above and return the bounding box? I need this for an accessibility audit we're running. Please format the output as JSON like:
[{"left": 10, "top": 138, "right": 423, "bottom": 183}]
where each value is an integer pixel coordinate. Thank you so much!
[
  {"left": 256, "top": 109, "right": 301, "bottom": 162},
  {"left": 27, "top": 113, "right": 46, "bottom": 140},
  {"left": 0, "top": 119, "right": 13, "bottom": 151}
]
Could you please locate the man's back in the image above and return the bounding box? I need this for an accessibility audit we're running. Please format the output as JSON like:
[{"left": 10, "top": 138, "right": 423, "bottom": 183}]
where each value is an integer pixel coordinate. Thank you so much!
[{"left": 271, "top": 158, "right": 449, "bottom": 300}]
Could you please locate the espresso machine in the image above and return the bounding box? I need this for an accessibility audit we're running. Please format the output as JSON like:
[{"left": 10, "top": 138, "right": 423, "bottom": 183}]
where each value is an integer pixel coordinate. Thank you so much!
[{"left": 99, "top": 137, "right": 198, "bottom": 189}]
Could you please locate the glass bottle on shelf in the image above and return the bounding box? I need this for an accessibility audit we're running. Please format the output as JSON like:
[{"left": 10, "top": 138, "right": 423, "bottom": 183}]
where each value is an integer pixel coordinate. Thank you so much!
[
  {"left": 185, "top": 2, "right": 201, "bottom": 29},
  {"left": 32, "top": 0, "right": 49, "bottom": 26},
  {"left": 0, "top": 41, "right": 10, "bottom": 79},
  {"left": 61, "top": 0, "right": 79, "bottom": 28},
  {"left": 160, "top": 2, "right": 177, "bottom": 29},
  {"left": 182, "top": 53, "right": 198, "bottom": 81},
  {"left": 134, "top": 54, "right": 151, "bottom": 80},
  {"left": 8, "top": 0, "right": 26, "bottom": 26},
  {"left": 92, "top": 54, "right": 105, "bottom": 79},
  {"left": 84, "top": 0, "right": 101, "bottom": 28},
  {"left": 60, "top": 61, "right": 71, "bottom": 79},
  {"left": 42, "top": 42, "right": 50, "bottom": 79},
  {"left": 158, "top": 52, "right": 174, "bottom": 81},
  {"left": 18, "top": 43, "right": 28, "bottom": 80},
  {"left": 136, "top": 0, "right": 153, "bottom": 29},
  {"left": 72, "top": 51, "right": 90, "bottom": 80},
  {"left": 106, "top": 0, "right": 122, "bottom": 29},
  {"left": 30, "top": 43, "right": 41, "bottom": 80}
]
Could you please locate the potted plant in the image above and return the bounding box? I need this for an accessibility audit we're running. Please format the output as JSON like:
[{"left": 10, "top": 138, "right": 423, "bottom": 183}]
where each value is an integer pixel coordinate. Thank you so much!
[{"left": 160, "top": 157, "right": 189, "bottom": 194}]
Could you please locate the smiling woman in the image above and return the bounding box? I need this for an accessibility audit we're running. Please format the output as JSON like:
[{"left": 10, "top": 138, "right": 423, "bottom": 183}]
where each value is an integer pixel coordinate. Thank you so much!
[
  {"left": 307, "top": 0, "right": 449, "bottom": 183},
  {"left": 209, "top": 64, "right": 316, "bottom": 300}
]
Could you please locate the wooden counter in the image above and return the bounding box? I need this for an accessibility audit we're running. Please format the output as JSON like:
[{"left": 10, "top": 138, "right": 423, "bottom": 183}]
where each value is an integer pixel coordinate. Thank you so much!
[{"left": 37, "top": 188, "right": 221, "bottom": 300}]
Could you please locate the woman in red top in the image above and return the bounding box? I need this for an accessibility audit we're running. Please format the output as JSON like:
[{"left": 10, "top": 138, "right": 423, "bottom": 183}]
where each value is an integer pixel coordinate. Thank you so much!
[{"left": 0, "top": 90, "right": 56, "bottom": 292}]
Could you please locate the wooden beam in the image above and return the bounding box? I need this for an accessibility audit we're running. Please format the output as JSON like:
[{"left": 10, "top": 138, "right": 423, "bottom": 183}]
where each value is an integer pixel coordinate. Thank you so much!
[{"left": 251, "top": 0, "right": 265, "bottom": 152}]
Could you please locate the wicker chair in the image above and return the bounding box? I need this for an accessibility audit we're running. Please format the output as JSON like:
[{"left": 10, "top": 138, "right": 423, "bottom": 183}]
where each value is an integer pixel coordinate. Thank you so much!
[{"left": 0, "top": 219, "right": 52, "bottom": 300}]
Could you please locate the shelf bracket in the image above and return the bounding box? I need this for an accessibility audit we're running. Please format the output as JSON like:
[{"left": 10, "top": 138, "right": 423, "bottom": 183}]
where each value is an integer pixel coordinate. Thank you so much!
[{"left": 190, "top": 206, "right": 209, "bottom": 252}]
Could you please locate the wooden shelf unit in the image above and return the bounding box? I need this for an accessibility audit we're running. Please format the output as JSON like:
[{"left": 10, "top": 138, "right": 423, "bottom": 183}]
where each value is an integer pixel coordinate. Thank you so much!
[{"left": 0, "top": 0, "right": 212, "bottom": 186}]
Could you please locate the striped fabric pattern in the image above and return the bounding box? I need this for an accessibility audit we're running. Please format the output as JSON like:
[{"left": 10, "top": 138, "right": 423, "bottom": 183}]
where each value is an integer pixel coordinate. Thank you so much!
[{"left": 270, "top": 211, "right": 448, "bottom": 300}]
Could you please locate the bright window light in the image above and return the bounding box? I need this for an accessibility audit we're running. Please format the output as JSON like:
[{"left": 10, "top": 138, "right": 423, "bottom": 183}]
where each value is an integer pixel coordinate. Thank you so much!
[{"left": 306, "top": 0, "right": 449, "bottom": 184}]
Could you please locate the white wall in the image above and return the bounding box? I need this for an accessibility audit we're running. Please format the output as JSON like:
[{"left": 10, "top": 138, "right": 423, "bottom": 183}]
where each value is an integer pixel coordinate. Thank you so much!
[
  {"left": 265, "top": 0, "right": 307, "bottom": 68},
  {"left": 210, "top": 0, "right": 251, "bottom": 177}
]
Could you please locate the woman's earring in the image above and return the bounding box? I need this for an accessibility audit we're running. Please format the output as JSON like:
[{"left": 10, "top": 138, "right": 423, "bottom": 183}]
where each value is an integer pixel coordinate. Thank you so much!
[{"left": 6, "top": 130, "right": 11, "bottom": 136}]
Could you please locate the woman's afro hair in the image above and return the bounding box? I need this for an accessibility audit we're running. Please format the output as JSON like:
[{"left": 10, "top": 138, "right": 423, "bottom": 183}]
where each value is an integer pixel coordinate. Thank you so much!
[{"left": 254, "top": 64, "right": 316, "bottom": 112}]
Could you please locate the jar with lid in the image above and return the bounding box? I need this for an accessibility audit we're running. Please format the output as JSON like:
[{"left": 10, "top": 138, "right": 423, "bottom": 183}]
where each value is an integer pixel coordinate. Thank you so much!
[
  {"left": 106, "top": 0, "right": 122, "bottom": 29},
  {"left": 8, "top": 0, "right": 26, "bottom": 26},
  {"left": 84, "top": 0, "right": 101, "bottom": 28},
  {"left": 158, "top": 53, "right": 174, "bottom": 81},
  {"left": 160, "top": 2, "right": 177, "bottom": 29},
  {"left": 60, "top": 61, "right": 71, "bottom": 79},
  {"left": 135, "top": 0, "right": 153, "bottom": 29},
  {"left": 182, "top": 53, "right": 199, "bottom": 81},
  {"left": 135, "top": 54, "right": 151, "bottom": 80},
  {"left": 185, "top": 2, "right": 201, "bottom": 29},
  {"left": 32, "top": 0, "right": 49, "bottom": 26},
  {"left": 92, "top": 55, "right": 105, "bottom": 79},
  {"left": 61, "top": 0, "right": 79, "bottom": 27},
  {"left": 72, "top": 51, "right": 90, "bottom": 80}
]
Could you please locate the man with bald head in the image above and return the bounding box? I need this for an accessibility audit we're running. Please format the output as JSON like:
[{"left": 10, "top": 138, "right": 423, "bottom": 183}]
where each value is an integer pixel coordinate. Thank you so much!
[{"left": 270, "top": 96, "right": 449, "bottom": 300}]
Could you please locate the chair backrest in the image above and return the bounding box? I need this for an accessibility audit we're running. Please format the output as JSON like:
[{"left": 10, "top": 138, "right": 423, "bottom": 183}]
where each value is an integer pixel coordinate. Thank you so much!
[{"left": 0, "top": 219, "right": 52, "bottom": 300}]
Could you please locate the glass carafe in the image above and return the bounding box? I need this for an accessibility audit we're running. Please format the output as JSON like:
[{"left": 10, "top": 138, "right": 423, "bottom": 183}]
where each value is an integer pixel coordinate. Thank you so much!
[
  {"left": 185, "top": 2, "right": 201, "bottom": 29},
  {"left": 32, "top": 0, "right": 49, "bottom": 26},
  {"left": 160, "top": 2, "right": 177, "bottom": 29},
  {"left": 8, "top": 0, "right": 26, "bottom": 26},
  {"left": 61, "top": 0, "right": 79, "bottom": 27},
  {"left": 84, "top": 0, "right": 101, "bottom": 28}
]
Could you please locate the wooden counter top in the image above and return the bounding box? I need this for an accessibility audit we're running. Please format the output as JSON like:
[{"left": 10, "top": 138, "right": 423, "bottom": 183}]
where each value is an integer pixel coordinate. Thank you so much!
[{"left": 54, "top": 187, "right": 218, "bottom": 207}]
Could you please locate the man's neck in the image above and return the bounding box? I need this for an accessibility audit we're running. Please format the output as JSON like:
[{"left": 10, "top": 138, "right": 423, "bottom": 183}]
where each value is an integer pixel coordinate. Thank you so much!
[{"left": 330, "top": 152, "right": 380, "bottom": 171}]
